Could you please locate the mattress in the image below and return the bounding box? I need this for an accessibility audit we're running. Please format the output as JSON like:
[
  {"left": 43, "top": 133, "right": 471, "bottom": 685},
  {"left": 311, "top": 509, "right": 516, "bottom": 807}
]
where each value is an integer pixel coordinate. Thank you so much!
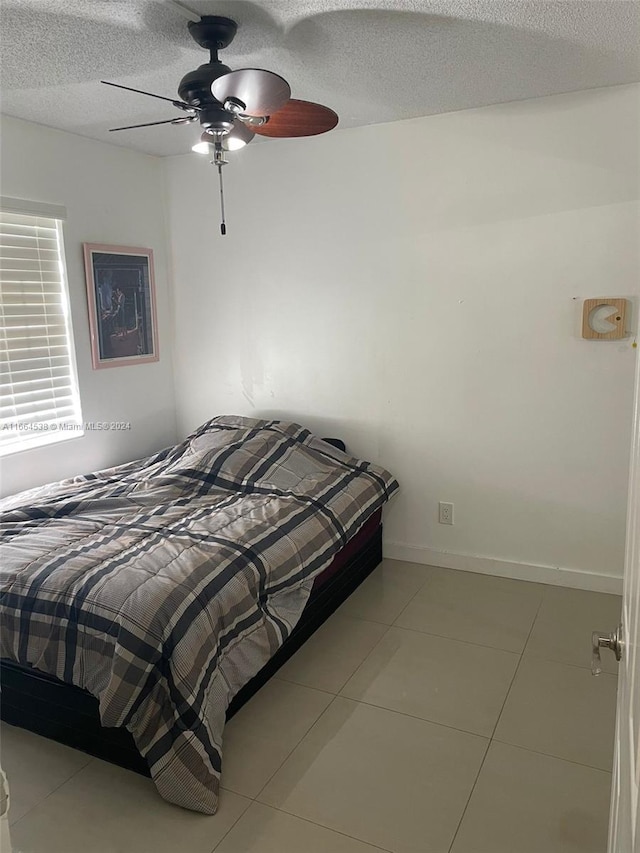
[
  {"left": 311, "top": 508, "right": 382, "bottom": 591},
  {"left": 0, "top": 417, "right": 398, "bottom": 813},
  {"left": 1, "top": 511, "right": 384, "bottom": 780}
]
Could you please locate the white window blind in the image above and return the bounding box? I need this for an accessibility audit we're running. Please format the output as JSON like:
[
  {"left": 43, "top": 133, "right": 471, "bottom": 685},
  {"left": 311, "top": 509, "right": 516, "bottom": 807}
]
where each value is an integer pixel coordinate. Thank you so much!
[{"left": 0, "top": 204, "right": 83, "bottom": 455}]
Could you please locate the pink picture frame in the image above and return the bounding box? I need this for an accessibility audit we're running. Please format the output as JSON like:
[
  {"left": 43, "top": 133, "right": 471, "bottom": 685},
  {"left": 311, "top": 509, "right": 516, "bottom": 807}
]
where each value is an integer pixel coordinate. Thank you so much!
[{"left": 83, "top": 243, "right": 159, "bottom": 369}]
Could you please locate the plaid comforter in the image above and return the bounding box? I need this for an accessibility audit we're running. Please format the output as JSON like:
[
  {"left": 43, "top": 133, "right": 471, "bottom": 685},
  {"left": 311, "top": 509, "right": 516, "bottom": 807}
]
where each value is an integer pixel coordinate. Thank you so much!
[{"left": 0, "top": 417, "right": 398, "bottom": 813}]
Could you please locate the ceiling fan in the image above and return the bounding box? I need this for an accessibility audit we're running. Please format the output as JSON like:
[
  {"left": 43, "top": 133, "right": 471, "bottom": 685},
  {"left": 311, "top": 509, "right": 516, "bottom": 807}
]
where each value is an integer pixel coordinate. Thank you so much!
[{"left": 102, "top": 15, "right": 339, "bottom": 234}]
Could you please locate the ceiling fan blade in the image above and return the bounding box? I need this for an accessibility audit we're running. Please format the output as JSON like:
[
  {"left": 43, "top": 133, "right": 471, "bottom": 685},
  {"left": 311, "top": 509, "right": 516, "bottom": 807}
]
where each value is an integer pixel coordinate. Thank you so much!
[
  {"left": 252, "top": 99, "right": 339, "bottom": 138},
  {"left": 211, "top": 69, "right": 291, "bottom": 118},
  {"left": 109, "top": 117, "right": 194, "bottom": 132},
  {"left": 101, "top": 81, "right": 199, "bottom": 112},
  {"left": 172, "top": 115, "right": 198, "bottom": 125}
]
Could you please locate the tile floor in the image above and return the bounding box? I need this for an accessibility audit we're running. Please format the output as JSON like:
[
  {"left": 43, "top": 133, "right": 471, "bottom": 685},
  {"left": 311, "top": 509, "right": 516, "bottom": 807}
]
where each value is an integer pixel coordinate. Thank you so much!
[{"left": 1, "top": 560, "right": 621, "bottom": 853}]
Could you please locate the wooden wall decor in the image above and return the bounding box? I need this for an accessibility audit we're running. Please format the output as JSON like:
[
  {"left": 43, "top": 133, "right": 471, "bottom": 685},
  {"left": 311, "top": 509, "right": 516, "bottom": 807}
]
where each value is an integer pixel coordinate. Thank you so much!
[{"left": 582, "top": 298, "right": 628, "bottom": 340}]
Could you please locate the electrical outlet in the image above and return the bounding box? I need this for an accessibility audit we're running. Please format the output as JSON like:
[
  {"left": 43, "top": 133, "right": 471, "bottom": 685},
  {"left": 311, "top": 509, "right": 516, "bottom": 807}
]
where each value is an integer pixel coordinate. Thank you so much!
[{"left": 439, "top": 501, "right": 454, "bottom": 525}]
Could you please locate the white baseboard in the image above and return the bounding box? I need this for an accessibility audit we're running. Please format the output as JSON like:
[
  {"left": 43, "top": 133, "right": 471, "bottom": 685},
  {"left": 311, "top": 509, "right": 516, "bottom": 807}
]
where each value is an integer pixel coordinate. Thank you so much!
[{"left": 384, "top": 541, "right": 623, "bottom": 595}]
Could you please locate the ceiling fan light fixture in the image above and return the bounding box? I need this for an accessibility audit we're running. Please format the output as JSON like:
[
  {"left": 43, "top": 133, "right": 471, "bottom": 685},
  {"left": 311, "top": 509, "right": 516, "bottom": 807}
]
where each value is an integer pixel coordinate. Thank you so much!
[
  {"left": 192, "top": 138, "right": 213, "bottom": 154},
  {"left": 193, "top": 137, "right": 228, "bottom": 165},
  {"left": 224, "top": 134, "right": 249, "bottom": 151},
  {"left": 192, "top": 121, "right": 254, "bottom": 154},
  {"left": 224, "top": 120, "right": 255, "bottom": 150},
  {"left": 192, "top": 126, "right": 225, "bottom": 153}
]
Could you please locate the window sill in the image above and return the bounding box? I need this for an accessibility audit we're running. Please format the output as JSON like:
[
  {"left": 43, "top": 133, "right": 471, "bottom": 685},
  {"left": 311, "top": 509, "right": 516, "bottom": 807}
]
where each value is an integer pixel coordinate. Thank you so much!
[{"left": 0, "top": 429, "right": 85, "bottom": 458}]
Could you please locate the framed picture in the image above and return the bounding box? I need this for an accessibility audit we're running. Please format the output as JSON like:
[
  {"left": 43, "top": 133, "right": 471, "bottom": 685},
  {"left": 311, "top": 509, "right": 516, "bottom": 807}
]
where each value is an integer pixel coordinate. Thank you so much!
[{"left": 83, "top": 243, "right": 159, "bottom": 369}]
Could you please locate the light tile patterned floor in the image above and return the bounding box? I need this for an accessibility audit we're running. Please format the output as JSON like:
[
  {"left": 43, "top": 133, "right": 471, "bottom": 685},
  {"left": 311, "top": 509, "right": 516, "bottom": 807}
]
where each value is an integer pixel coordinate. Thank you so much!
[{"left": 1, "top": 560, "right": 620, "bottom": 853}]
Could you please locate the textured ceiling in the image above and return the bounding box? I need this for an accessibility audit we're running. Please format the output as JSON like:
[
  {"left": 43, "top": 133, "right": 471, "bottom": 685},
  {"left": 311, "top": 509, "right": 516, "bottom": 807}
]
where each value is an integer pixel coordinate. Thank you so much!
[{"left": 1, "top": 0, "right": 639, "bottom": 157}]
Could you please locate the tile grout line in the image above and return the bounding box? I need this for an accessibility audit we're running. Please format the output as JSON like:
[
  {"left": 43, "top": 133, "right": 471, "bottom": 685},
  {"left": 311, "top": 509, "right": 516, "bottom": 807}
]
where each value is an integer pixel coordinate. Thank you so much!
[
  {"left": 332, "top": 695, "right": 494, "bottom": 740},
  {"left": 333, "top": 612, "right": 403, "bottom": 630},
  {"left": 336, "top": 588, "right": 546, "bottom": 740},
  {"left": 265, "top": 591, "right": 549, "bottom": 761},
  {"left": 521, "top": 654, "right": 619, "bottom": 676},
  {"left": 221, "top": 688, "right": 340, "bottom": 800},
  {"left": 489, "top": 737, "right": 615, "bottom": 775},
  {"left": 446, "top": 735, "right": 493, "bottom": 853},
  {"left": 338, "top": 610, "right": 417, "bottom": 629},
  {"left": 263, "top": 801, "right": 397, "bottom": 853},
  {"left": 383, "top": 620, "right": 525, "bottom": 655},
  {"left": 340, "top": 561, "right": 434, "bottom": 627},
  {"left": 387, "top": 570, "right": 434, "bottom": 628},
  {"left": 267, "top": 674, "right": 337, "bottom": 696},
  {"left": 319, "top": 564, "right": 439, "bottom": 699},
  {"left": 489, "top": 590, "right": 546, "bottom": 741},
  {"left": 444, "top": 682, "right": 517, "bottom": 853},
  {"left": 208, "top": 793, "right": 252, "bottom": 853},
  {"left": 219, "top": 588, "right": 400, "bottom": 805},
  {"left": 249, "top": 693, "right": 343, "bottom": 804},
  {"left": 277, "top": 621, "right": 394, "bottom": 698},
  {"left": 336, "top": 562, "right": 490, "bottom": 686},
  {"left": 248, "top": 608, "right": 487, "bottom": 803},
  {"left": 220, "top": 590, "right": 397, "bottom": 801},
  {"left": 222, "top": 580, "right": 615, "bottom": 851},
  {"left": 214, "top": 692, "right": 348, "bottom": 851},
  {"left": 446, "top": 590, "right": 545, "bottom": 852},
  {"left": 332, "top": 622, "right": 394, "bottom": 695},
  {"left": 242, "top": 685, "right": 495, "bottom": 748},
  {"left": 7, "top": 752, "right": 93, "bottom": 831},
  {"left": 388, "top": 566, "right": 550, "bottom": 633},
  {"left": 380, "top": 560, "right": 435, "bottom": 598},
  {"left": 221, "top": 580, "right": 614, "bottom": 852}
]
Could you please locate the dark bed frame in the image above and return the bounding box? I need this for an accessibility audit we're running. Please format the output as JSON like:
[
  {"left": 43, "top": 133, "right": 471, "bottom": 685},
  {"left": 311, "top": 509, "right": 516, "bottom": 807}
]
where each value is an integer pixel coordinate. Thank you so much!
[{"left": 0, "top": 439, "right": 383, "bottom": 779}]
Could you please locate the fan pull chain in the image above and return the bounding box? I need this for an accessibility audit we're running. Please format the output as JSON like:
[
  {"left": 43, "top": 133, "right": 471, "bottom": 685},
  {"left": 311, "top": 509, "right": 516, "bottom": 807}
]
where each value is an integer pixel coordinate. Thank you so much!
[{"left": 217, "top": 164, "right": 227, "bottom": 236}]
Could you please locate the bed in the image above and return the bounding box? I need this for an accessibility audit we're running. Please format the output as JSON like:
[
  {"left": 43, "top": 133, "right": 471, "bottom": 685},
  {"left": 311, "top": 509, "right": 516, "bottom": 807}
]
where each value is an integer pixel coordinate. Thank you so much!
[{"left": 0, "top": 416, "right": 398, "bottom": 814}]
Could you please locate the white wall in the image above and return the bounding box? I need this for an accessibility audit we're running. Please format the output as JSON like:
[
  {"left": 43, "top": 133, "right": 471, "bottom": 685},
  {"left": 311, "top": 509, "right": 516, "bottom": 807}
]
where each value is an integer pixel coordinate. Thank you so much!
[
  {"left": 0, "top": 117, "right": 178, "bottom": 495},
  {"left": 166, "top": 84, "right": 639, "bottom": 592}
]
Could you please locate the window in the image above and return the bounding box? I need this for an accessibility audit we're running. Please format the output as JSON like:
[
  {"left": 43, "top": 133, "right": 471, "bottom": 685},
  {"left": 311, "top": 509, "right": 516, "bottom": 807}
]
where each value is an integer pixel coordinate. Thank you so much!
[{"left": 0, "top": 197, "right": 83, "bottom": 455}]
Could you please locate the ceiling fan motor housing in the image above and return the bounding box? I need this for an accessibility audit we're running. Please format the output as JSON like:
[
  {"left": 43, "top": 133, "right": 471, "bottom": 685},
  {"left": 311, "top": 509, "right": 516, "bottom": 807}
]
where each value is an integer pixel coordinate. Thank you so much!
[
  {"left": 198, "top": 105, "right": 236, "bottom": 133},
  {"left": 178, "top": 62, "right": 232, "bottom": 107},
  {"left": 179, "top": 15, "right": 239, "bottom": 108}
]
